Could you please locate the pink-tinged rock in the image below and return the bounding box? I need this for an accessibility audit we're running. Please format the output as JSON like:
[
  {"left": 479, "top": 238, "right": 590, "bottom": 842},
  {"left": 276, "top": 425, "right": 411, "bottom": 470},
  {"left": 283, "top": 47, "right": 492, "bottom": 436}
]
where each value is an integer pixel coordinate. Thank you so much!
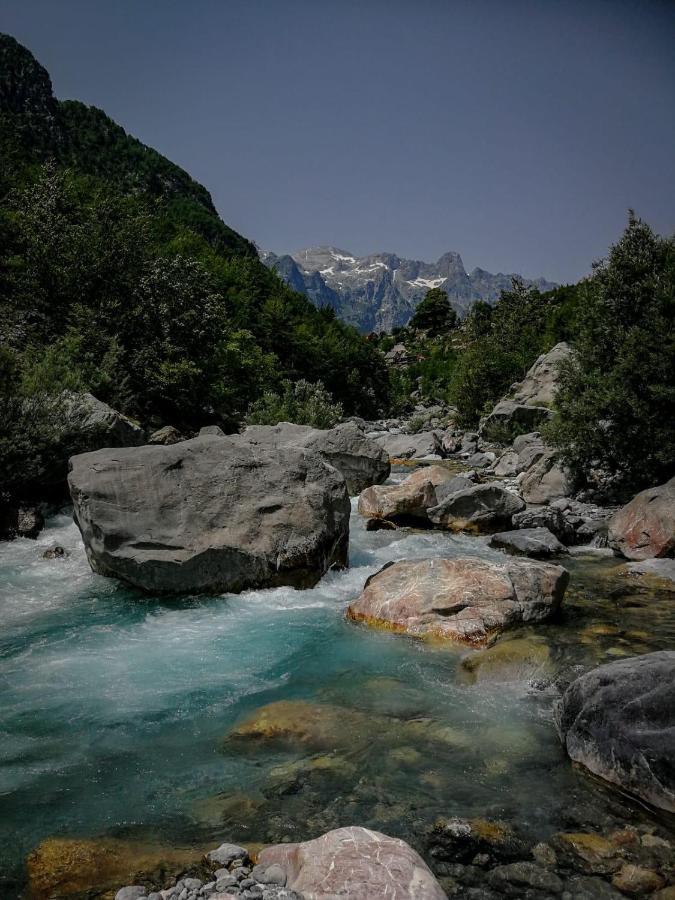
[
  {"left": 357, "top": 465, "right": 459, "bottom": 523},
  {"left": 608, "top": 477, "right": 675, "bottom": 560},
  {"left": 347, "top": 557, "right": 568, "bottom": 647},
  {"left": 257, "top": 826, "right": 446, "bottom": 900}
]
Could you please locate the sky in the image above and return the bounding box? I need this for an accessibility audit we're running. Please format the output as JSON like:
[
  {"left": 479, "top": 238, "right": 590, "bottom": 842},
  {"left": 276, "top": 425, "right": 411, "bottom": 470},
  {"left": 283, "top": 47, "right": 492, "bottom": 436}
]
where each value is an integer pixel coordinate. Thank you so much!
[{"left": 3, "top": 0, "right": 674, "bottom": 283}]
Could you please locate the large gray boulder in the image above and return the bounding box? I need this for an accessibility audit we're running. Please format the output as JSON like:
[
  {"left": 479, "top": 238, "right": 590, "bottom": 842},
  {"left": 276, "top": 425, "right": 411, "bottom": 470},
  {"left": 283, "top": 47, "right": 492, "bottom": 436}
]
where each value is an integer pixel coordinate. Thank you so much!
[
  {"left": 427, "top": 483, "right": 525, "bottom": 532},
  {"left": 348, "top": 556, "right": 568, "bottom": 646},
  {"left": 512, "top": 505, "right": 576, "bottom": 543},
  {"left": 608, "top": 476, "right": 675, "bottom": 560},
  {"left": 554, "top": 652, "right": 675, "bottom": 813},
  {"left": 480, "top": 343, "right": 572, "bottom": 441},
  {"left": 257, "top": 826, "right": 447, "bottom": 899},
  {"left": 520, "top": 450, "right": 573, "bottom": 504},
  {"left": 480, "top": 400, "right": 552, "bottom": 442},
  {"left": 358, "top": 465, "right": 454, "bottom": 524},
  {"left": 62, "top": 391, "right": 145, "bottom": 447},
  {"left": 68, "top": 437, "right": 350, "bottom": 594},
  {"left": 511, "top": 342, "right": 572, "bottom": 406},
  {"left": 374, "top": 430, "right": 442, "bottom": 460},
  {"left": 242, "top": 421, "right": 390, "bottom": 494},
  {"left": 489, "top": 527, "right": 568, "bottom": 558}
]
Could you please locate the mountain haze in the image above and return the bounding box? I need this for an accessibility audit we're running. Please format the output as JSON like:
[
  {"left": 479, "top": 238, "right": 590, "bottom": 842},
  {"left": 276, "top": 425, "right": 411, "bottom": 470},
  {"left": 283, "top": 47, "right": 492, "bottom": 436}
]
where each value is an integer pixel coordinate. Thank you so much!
[{"left": 261, "top": 246, "right": 556, "bottom": 332}]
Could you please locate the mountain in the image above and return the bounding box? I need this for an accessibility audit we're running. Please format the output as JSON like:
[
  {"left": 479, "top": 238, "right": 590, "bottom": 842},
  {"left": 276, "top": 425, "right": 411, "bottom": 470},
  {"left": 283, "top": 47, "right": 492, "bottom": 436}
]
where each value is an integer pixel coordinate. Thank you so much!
[{"left": 261, "top": 246, "right": 557, "bottom": 333}]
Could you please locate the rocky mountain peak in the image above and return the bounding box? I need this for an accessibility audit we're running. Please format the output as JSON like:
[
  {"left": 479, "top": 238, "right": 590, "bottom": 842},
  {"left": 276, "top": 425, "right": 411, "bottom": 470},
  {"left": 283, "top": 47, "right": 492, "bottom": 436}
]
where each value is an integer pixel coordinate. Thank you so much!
[{"left": 262, "top": 244, "right": 556, "bottom": 333}]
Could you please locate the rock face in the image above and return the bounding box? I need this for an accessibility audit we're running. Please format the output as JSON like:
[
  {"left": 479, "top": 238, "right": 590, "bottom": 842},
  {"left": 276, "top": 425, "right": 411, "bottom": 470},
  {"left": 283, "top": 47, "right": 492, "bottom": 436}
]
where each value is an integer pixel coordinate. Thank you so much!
[
  {"left": 520, "top": 450, "right": 573, "bottom": 504},
  {"left": 373, "top": 430, "right": 442, "bottom": 460},
  {"left": 347, "top": 556, "right": 568, "bottom": 646},
  {"left": 511, "top": 342, "right": 572, "bottom": 407},
  {"left": 62, "top": 391, "right": 145, "bottom": 447},
  {"left": 257, "top": 826, "right": 447, "bottom": 899},
  {"left": 480, "top": 400, "right": 552, "bottom": 442},
  {"left": 554, "top": 652, "right": 675, "bottom": 813},
  {"left": 262, "top": 245, "right": 555, "bottom": 333},
  {"left": 68, "top": 437, "right": 350, "bottom": 594},
  {"left": 489, "top": 527, "right": 568, "bottom": 558},
  {"left": 242, "top": 421, "right": 390, "bottom": 494},
  {"left": 608, "top": 477, "right": 675, "bottom": 560},
  {"left": 479, "top": 343, "right": 572, "bottom": 441},
  {"left": 357, "top": 465, "right": 455, "bottom": 524},
  {"left": 427, "top": 483, "right": 525, "bottom": 532}
]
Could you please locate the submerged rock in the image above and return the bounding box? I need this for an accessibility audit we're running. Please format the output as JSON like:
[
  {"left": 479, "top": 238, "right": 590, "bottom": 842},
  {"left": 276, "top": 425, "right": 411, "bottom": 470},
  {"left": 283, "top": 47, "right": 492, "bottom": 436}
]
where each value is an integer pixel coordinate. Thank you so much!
[
  {"left": 257, "top": 826, "right": 447, "bottom": 899},
  {"left": 427, "top": 483, "right": 525, "bottom": 532},
  {"left": 68, "top": 437, "right": 350, "bottom": 594},
  {"left": 347, "top": 556, "right": 568, "bottom": 646},
  {"left": 489, "top": 526, "right": 568, "bottom": 558},
  {"left": 608, "top": 476, "right": 675, "bottom": 560},
  {"left": 26, "top": 837, "right": 204, "bottom": 899},
  {"left": 460, "top": 637, "right": 553, "bottom": 683},
  {"left": 242, "top": 421, "right": 390, "bottom": 494},
  {"left": 554, "top": 651, "right": 675, "bottom": 812}
]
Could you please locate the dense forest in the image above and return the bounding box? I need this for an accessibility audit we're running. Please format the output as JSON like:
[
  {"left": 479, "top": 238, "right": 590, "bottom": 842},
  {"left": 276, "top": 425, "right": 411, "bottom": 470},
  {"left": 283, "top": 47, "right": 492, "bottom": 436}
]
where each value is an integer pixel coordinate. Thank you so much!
[{"left": 1, "top": 33, "right": 673, "bottom": 512}]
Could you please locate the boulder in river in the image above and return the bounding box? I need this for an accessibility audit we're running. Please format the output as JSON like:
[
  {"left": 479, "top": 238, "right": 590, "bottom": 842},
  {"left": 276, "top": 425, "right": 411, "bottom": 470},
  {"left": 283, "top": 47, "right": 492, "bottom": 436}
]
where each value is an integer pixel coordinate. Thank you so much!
[
  {"left": 357, "top": 465, "right": 457, "bottom": 524},
  {"left": 554, "top": 651, "right": 675, "bottom": 813},
  {"left": 241, "top": 420, "right": 390, "bottom": 493},
  {"left": 520, "top": 450, "right": 573, "bottom": 504},
  {"left": 373, "top": 430, "right": 442, "bottom": 460},
  {"left": 62, "top": 391, "right": 145, "bottom": 448},
  {"left": 512, "top": 505, "right": 576, "bottom": 543},
  {"left": 68, "top": 436, "right": 350, "bottom": 594},
  {"left": 257, "top": 826, "right": 447, "bottom": 900},
  {"left": 489, "top": 527, "right": 568, "bottom": 558},
  {"left": 427, "top": 483, "right": 526, "bottom": 532},
  {"left": 608, "top": 476, "right": 675, "bottom": 560},
  {"left": 348, "top": 556, "right": 568, "bottom": 646}
]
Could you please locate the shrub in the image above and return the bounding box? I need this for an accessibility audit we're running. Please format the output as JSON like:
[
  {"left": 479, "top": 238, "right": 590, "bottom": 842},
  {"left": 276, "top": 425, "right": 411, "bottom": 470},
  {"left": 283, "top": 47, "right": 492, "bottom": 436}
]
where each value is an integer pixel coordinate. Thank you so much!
[{"left": 245, "top": 379, "right": 343, "bottom": 429}]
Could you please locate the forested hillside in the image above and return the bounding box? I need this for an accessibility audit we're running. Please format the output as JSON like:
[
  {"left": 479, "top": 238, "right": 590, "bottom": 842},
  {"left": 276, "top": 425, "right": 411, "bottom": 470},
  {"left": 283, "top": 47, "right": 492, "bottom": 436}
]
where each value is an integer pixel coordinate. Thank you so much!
[{"left": 0, "top": 34, "right": 389, "bottom": 503}]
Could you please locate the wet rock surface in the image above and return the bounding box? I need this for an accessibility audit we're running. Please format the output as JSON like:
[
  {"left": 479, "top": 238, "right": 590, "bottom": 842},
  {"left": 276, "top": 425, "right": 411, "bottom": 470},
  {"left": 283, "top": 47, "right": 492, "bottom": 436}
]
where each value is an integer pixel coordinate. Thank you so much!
[
  {"left": 68, "top": 437, "right": 350, "bottom": 594},
  {"left": 347, "top": 556, "right": 568, "bottom": 646},
  {"left": 554, "top": 651, "right": 675, "bottom": 813}
]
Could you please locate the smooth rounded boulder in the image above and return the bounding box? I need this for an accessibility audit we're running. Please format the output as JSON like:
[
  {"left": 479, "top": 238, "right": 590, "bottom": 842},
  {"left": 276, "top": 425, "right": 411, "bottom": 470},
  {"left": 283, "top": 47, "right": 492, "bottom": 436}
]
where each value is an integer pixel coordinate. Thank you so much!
[
  {"left": 68, "top": 436, "right": 350, "bottom": 594},
  {"left": 257, "top": 826, "right": 447, "bottom": 899},
  {"left": 348, "top": 556, "right": 568, "bottom": 646},
  {"left": 242, "top": 421, "right": 390, "bottom": 493},
  {"left": 358, "top": 465, "right": 459, "bottom": 524},
  {"left": 427, "top": 483, "right": 525, "bottom": 532},
  {"left": 554, "top": 651, "right": 675, "bottom": 813},
  {"left": 608, "top": 476, "right": 675, "bottom": 560}
]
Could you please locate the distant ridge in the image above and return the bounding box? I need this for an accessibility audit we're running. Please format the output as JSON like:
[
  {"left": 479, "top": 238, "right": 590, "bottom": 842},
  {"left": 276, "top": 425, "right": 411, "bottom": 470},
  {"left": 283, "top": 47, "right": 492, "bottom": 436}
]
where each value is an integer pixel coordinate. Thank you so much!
[{"left": 261, "top": 245, "right": 556, "bottom": 332}]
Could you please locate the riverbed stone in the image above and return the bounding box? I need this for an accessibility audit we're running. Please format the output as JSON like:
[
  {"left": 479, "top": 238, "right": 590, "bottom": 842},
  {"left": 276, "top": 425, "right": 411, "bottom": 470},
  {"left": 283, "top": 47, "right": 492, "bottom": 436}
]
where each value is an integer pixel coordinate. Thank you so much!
[
  {"left": 512, "top": 505, "right": 575, "bottom": 543},
  {"left": 115, "top": 888, "right": 147, "bottom": 900},
  {"left": 374, "top": 430, "right": 443, "bottom": 460},
  {"left": 520, "top": 450, "right": 573, "bottom": 504},
  {"left": 554, "top": 652, "right": 675, "bottom": 812},
  {"left": 257, "top": 825, "right": 447, "bottom": 899},
  {"left": 207, "top": 843, "right": 249, "bottom": 866},
  {"left": 427, "top": 483, "right": 525, "bottom": 532},
  {"left": 608, "top": 476, "right": 675, "bottom": 560},
  {"left": 357, "top": 465, "right": 456, "bottom": 524},
  {"left": 241, "top": 421, "right": 390, "bottom": 494},
  {"left": 487, "top": 861, "right": 564, "bottom": 894},
  {"left": 427, "top": 817, "right": 526, "bottom": 864},
  {"left": 461, "top": 637, "right": 553, "bottom": 683},
  {"left": 347, "top": 556, "right": 568, "bottom": 646},
  {"left": 68, "top": 436, "right": 350, "bottom": 595},
  {"left": 612, "top": 863, "right": 665, "bottom": 895},
  {"left": 489, "top": 527, "right": 568, "bottom": 558}
]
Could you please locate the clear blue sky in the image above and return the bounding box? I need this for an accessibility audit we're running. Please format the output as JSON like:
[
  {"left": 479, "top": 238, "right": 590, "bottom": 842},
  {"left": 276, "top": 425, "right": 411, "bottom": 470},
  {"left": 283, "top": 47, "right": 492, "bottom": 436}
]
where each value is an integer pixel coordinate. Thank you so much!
[{"left": 3, "top": 0, "right": 674, "bottom": 282}]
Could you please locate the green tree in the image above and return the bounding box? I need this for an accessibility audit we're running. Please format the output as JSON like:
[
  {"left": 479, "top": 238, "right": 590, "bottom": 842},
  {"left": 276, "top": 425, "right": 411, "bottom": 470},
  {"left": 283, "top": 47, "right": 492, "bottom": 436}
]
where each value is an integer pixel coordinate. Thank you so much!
[
  {"left": 548, "top": 214, "right": 675, "bottom": 492},
  {"left": 409, "top": 288, "right": 458, "bottom": 336}
]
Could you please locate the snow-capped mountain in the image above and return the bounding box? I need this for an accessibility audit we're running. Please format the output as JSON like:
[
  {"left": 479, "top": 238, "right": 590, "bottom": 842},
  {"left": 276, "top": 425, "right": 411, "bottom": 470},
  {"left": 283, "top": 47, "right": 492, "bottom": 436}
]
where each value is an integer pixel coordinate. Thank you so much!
[{"left": 260, "top": 246, "right": 556, "bottom": 333}]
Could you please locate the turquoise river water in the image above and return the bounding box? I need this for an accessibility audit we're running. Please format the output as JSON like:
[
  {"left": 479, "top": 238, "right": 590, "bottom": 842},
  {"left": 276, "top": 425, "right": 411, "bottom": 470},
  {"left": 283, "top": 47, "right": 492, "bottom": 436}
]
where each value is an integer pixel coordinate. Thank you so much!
[{"left": 1, "top": 474, "right": 674, "bottom": 895}]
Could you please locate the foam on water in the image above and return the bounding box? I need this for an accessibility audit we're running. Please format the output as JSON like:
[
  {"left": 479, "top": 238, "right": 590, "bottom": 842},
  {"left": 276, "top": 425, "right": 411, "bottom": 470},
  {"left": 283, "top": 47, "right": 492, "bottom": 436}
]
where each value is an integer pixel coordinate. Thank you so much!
[{"left": 1, "top": 497, "right": 673, "bottom": 893}]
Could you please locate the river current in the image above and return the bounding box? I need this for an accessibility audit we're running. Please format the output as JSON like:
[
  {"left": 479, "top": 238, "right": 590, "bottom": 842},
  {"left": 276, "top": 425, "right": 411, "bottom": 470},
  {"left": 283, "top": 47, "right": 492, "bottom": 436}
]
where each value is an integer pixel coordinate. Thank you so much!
[{"left": 1, "top": 475, "right": 674, "bottom": 894}]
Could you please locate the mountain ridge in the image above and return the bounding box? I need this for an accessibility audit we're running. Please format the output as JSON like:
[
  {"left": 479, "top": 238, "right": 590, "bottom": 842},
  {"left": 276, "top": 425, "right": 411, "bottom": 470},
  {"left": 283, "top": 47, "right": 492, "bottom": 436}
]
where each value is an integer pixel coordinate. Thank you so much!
[{"left": 261, "top": 244, "right": 556, "bottom": 332}]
